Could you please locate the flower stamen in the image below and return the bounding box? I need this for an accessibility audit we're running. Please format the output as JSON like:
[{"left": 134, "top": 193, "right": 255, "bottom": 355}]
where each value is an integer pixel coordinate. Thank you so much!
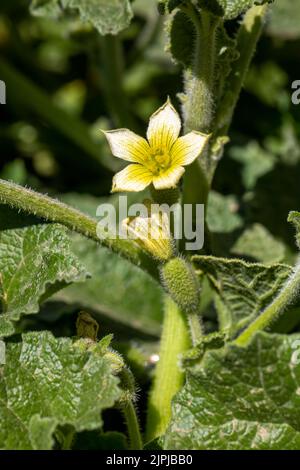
[{"left": 102, "top": 99, "right": 210, "bottom": 192}]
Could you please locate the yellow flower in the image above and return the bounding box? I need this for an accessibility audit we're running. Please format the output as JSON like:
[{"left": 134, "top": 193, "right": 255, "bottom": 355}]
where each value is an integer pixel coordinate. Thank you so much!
[
  {"left": 122, "top": 204, "right": 175, "bottom": 262},
  {"left": 102, "top": 99, "right": 210, "bottom": 192}
]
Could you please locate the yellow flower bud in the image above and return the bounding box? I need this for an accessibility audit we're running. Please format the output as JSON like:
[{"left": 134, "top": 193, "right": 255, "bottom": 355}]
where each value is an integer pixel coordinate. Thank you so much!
[{"left": 122, "top": 207, "right": 175, "bottom": 262}]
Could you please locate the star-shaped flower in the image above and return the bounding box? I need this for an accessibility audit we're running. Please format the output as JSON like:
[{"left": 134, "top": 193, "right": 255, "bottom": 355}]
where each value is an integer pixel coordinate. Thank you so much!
[{"left": 102, "top": 99, "right": 210, "bottom": 193}]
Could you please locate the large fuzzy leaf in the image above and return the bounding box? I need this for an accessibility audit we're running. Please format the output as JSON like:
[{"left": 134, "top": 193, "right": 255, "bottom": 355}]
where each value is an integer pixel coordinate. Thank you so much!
[
  {"left": 160, "top": 0, "right": 270, "bottom": 19},
  {"left": 0, "top": 331, "right": 121, "bottom": 449},
  {"left": 231, "top": 224, "right": 286, "bottom": 263},
  {"left": 0, "top": 220, "right": 88, "bottom": 337},
  {"left": 30, "top": 0, "right": 133, "bottom": 35},
  {"left": 192, "top": 255, "right": 291, "bottom": 335},
  {"left": 164, "top": 332, "right": 300, "bottom": 450},
  {"left": 197, "top": 0, "right": 271, "bottom": 20}
]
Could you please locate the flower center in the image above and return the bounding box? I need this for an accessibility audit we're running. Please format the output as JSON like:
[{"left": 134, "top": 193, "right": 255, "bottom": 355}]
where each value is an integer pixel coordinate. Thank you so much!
[{"left": 145, "top": 148, "right": 171, "bottom": 175}]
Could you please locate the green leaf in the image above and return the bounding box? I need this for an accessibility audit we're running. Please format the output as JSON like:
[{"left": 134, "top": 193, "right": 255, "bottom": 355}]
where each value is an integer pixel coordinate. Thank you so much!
[
  {"left": 164, "top": 332, "right": 300, "bottom": 450},
  {"left": 207, "top": 191, "right": 243, "bottom": 234},
  {"left": 231, "top": 223, "right": 286, "bottom": 263},
  {"left": 245, "top": 63, "right": 289, "bottom": 110},
  {"left": 160, "top": 0, "right": 270, "bottom": 18},
  {"left": 206, "top": 192, "right": 243, "bottom": 257},
  {"left": 68, "top": 0, "right": 133, "bottom": 35},
  {"left": 181, "top": 331, "right": 227, "bottom": 368},
  {"left": 0, "top": 331, "right": 121, "bottom": 449},
  {"left": 30, "top": 0, "right": 133, "bottom": 35},
  {"left": 168, "top": 13, "right": 238, "bottom": 86},
  {"left": 230, "top": 141, "right": 276, "bottom": 190},
  {"left": 197, "top": 0, "right": 271, "bottom": 20},
  {"left": 192, "top": 255, "right": 292, "bottom": 335},
  {"left": 158, "top": 0, "right": 185, "bottom": 14},
  {"left": 0, "top": 222, "right": 88, "bottom": 337},
  {"left": 30, "top": 0, "right": 63, "bottom": 17},
  {"left": 168, "top": 11, "right": 195, "bottom": 68}
]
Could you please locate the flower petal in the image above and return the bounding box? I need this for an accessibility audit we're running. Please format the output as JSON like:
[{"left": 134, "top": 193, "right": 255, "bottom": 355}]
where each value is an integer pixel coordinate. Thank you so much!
[
  {"left": 170, "top": 131, "right": 210, "bottom": 166},
  {"left": 122, "top": 213, "right": 174, "bottom": 261},
  {"left": 103, "top": 129, "right": 150, "bottom": 163},
  {"left": 147, "top": 99, "right": 181, "bottom": 150},
  {"left": 152, "top": 166, "right": 185, "bottom": 190},
  {"left": 112, "top": 164, "right": 153, "bottom": 192}
]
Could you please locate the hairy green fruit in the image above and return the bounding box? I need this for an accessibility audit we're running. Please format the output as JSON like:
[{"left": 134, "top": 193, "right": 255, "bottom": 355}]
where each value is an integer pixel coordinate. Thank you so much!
[{"left": 161, "top": 257, "right": 200, "bottom": 313}]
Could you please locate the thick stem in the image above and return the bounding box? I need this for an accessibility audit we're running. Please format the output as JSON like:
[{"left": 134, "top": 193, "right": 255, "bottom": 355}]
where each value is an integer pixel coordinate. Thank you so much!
[
  {"left": 122, "top": 401, "right": 143, "bottom": 450},
  {"left": 146, "top": 296, "right": 190, "bottom": 442},
  {"left": 180, "top": 8, "right": 219, "bottom": 253},
  {"left": 215, "top": 4, "right": 269, "bottom": 136},
  {"left": 183, "top": 9, "right": 219, "bottom": 134},
  {"left": 235, "top": 259, "right": 300, "bottom": 347},
  {"left": 0, "top": 179, "right": 158, "bottom": 279},
  {"left": 181, "top": 5, "right": 268, "bottom": 253}
]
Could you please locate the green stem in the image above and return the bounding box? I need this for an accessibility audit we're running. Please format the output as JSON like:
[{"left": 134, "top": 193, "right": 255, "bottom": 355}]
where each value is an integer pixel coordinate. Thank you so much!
[
  {"left": 61, "top": 429, "right": 75, "bottom": 450},
  {"left": 101, "top": 35, "right": 136, "bottom": 129},
  {"left": 215, "top": 4, "right": 269, "bottom": 136},
  {"left": 183, "top": 8, "right": 219, "bottom": 134},
  {"left": 188, "top": 311, "right": 203, "bottom": 346},
  {"left": 235, "top": 259, "right": 300, "bottom": 347},
  {"left": 146, "top": 296, "right": 190, "bottom": 442},
  {"left": 122, "top": 401, "right": 143, "bottom": 450},
  {"left": 180, "top": 7, "right": 219, "bottom": 252},
  {"left": 181, "top": 5, "right": 268, "bottom": 253},
  {"left": 0, "top": 179, "right": 157, "bottom": 279}
]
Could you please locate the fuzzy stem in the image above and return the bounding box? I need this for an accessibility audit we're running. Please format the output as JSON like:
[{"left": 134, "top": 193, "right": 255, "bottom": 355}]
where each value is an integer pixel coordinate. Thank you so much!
[
  {"left": 122, "top": 401, "right": 143, "bottom": 450},
  {"left": 183, "top": 8, "right": 219, "bottom": 134},
  {"left": 215, "top": 4, "right": 269, "bottom": 136},
  {"left": 180, "top": 7, "right": 219, "bottom": 252},
  {"left": 188, "top": 311, "right": 203, "bottom": 346},
  {"left": 181, "top": 5, "right": 268, "bottom": 253},
  {"left": 235, "top": 259, "right": 300, "bottom": 347},
  {"left": 146, "top": 296, "right": 190, "bottom": 442},
  {"left": 0, "top": 179, "right": 157, "bottom": 279}
]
